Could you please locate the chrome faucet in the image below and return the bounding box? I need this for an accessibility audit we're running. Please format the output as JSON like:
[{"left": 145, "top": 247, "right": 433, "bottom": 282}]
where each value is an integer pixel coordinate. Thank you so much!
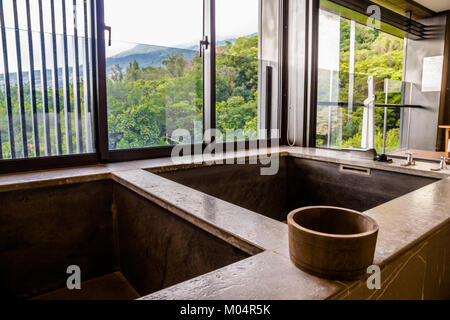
[
  {"left": 431, "top": 156, "right": 448, "bottom": 171},
  {"left": 401, "top": 152, "right": 415, "bottom": 167}
]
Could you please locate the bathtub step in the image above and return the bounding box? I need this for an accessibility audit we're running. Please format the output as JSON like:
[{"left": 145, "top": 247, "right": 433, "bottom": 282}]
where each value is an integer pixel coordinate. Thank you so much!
[{"left": 32, "top": 272, "right": 140, "bottom": 300}]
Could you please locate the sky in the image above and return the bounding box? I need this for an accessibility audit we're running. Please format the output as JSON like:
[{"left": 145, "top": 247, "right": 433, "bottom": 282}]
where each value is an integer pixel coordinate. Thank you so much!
[
  {"left": 2, "top": 0, "right": 87, "bottom": 35},
  {"left": 0, "top": 0, "right": 260, "bottom": 71},
  {"left": 0, "top": 0, "right": 89, "bottom": 73},
  {"left": 104, "top": 0, "right": 259, "bottom": 56},
  {"left": 318, "top": 10, "right": 340, "bottom": 71},
  {"left": 0, "top": 0, "right": 341, "bottom": 76}
]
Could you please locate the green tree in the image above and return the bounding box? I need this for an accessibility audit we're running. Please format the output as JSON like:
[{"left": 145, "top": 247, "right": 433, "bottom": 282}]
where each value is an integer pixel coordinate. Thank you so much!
[
  {"left": 105, "top": 35, "right": 260, "bottom": 149},
  {"left": 162, "top": 54, "right": 188, "bottom": 78}
]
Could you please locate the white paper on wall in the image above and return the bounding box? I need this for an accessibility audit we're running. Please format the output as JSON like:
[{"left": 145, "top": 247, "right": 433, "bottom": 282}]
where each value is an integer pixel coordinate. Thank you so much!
[{"left": 421, "top": 56, "right": 444, "bottom": 92}]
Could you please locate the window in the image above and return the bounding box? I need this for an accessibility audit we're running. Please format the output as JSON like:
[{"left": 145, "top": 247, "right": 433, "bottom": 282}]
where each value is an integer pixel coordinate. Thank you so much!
[
  {"left": 104, "top": 0, "right": 278, "bottom": 152},
  {"left": 0, "top": 0, "right": 96, "bottom": 160},
  {"left": 104, "top": 0, "right": 204, "bottom": 150},
  {"left": 0, "top": 0, "right": 282, "bottom": 171},
  {"left": 215, "top": 0, "right": 259, "bottom": 142},
  {"left": 315, "top": 1, "right": 404, "bottom": 153}
]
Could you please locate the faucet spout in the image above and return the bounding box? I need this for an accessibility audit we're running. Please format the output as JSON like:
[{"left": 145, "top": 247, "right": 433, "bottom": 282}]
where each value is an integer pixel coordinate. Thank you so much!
[
  {"left": 431, "top": 156, "right": 448, "bottom": 171},
  {"left": 400, "top": 152, "right": 415, "bottom": 167}
]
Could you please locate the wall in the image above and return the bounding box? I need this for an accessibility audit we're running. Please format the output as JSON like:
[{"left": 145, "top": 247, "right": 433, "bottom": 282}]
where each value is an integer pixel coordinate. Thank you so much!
[
  {"left": 287, "top": 0, "right": 308, "bottom": 146},
  {"left": 400, "top": 14, "right": 447, "bottom": 151}
]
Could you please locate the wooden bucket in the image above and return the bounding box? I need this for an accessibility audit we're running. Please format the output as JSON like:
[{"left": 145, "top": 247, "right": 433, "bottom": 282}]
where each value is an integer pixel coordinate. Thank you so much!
[{"left": 288, "top": 206, "right": 379, "bottom": 280}]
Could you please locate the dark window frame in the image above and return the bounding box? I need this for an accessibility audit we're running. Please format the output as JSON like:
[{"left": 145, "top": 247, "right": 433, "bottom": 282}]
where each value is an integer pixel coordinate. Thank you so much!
[
  {"left": 308, "top": 0, "right": 320, "bottom": 148},
  {"left": 0, "top": 0, "right": 286, "bottom": 174},
  {"left": 96, "top": 0, "right": 284, "bottom": 163}
]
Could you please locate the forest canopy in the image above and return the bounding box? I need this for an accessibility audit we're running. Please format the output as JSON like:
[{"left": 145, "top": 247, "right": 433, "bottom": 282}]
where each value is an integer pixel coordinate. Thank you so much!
[{"left": 107, "top": 35, "right": 259, "bottom": 150}]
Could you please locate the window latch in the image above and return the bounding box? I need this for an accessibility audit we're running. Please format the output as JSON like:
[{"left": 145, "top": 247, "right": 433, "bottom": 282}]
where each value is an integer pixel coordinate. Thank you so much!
[
  {"left": 105, "top": 25, "right": 112, "bottom": 47},
  {"left": 199, "top": 36, "right": 209, "bottom": 57}
]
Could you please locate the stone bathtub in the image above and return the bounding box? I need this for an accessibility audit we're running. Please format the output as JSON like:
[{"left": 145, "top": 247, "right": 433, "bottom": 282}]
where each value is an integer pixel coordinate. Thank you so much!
[
  {"left": 0, "top": 147, "right": 449, "bottom": 299},
  {"left": 0, "top": 180, "right": 248, "bottom": 299}
]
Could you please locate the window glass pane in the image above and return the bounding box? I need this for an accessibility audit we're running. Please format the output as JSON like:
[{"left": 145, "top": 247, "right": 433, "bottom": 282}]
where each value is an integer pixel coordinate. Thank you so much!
[
  {"left": 215, "top": 0, "right": 259, "bottom": 142},
  {"left": 104, "top": 0, "right": 203, "bottom": 150},
  {"left": 316, "top": 4, "right": 404, "bottom": 154},
  {"left": 0, "top": 0, "right": 96, "bottom": 160}
]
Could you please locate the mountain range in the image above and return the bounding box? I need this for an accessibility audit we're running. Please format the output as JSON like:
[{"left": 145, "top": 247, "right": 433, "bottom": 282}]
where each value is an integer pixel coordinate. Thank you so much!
[
  {"left": 0, "top": 34, "right": 257, "bottom": 82},
  {"left": 105, "top": 33, "right": 257, "bottom": 74}
]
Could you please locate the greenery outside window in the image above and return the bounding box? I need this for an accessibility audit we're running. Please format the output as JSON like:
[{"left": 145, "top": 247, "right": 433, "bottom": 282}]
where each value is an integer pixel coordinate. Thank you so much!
[
  {"left": 104, "top": 0, "right": 272, "bottom": 151},
  {"left": 316, "top": 0, "right": 405, "bottom": 153}
]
